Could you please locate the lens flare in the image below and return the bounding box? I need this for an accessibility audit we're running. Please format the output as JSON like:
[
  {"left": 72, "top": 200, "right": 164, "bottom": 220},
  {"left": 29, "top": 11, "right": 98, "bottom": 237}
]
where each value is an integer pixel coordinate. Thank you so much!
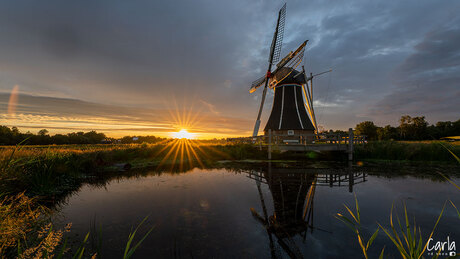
[{"left": 7, "top": 85, "right": 19, "bottom": 116}]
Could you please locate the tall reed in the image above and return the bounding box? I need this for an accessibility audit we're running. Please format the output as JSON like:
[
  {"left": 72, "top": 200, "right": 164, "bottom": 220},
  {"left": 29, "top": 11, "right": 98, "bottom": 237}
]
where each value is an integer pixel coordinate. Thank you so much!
[
  {"left": 337, "top": 197, "right": 447, "bottom": 258},
  {"left": 335, "top": 195, "right": 384, "bottom": 259}
]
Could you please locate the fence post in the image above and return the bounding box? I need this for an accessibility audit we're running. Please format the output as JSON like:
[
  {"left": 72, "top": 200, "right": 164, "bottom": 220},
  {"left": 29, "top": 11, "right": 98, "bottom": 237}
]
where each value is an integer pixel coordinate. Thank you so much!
[
  {"left": 268, "top": 129, "right": 272, "bottom": 160},
  {"left": 348, "top": 128, "right": 353, "bottom": 161}
]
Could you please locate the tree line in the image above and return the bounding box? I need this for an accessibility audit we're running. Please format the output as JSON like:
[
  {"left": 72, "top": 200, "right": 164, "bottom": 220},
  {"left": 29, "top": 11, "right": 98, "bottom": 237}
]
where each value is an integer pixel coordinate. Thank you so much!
[
  {"left": 0, "top": 126, "right": 167, "bottom": 145},
  {"left": 1, "top": 115, "right": 458, "bottom": 145},
  {"left": 0, "top": 127, "right": 108, "bottom": 145},
  {"left": 353, "top": 116, "right": 459, "bottom": 141}
]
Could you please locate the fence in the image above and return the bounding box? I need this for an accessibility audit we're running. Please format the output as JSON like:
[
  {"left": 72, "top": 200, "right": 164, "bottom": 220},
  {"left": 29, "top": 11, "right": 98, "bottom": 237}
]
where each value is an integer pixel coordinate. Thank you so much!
[{"left": 227, "top": 128, "right": 366, "bottom": 161}]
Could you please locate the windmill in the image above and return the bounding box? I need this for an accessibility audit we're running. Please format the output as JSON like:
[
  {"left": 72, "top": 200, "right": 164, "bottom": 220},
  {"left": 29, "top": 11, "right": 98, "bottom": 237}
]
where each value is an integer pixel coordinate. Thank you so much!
[
  {"left": 248, "top": 166, "right": 366, "bottom": 258},
  {"left": 250, "top": 3, "right": 331, "bottom": 137},
  {"left": 249, "top": 167, "right": 317, "bottom": 258}
]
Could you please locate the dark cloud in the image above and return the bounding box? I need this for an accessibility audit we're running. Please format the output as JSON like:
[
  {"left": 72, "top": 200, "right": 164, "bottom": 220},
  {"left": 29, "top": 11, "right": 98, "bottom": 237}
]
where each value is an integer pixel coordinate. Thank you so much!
[
  {"left": 397, "top": 28, "right": 460, "bottom": 78},
  {"left": 0, "top": 0, "right": 458, "bottom": 135},
  {"left": 370, "top": 25, "right": 460, "bottom": 123}
]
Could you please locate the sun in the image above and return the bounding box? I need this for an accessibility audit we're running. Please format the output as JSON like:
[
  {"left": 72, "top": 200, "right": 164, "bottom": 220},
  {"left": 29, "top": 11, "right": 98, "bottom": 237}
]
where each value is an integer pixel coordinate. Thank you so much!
[{"left": 172, "top": 129, "right": 194, "bottom": 139}]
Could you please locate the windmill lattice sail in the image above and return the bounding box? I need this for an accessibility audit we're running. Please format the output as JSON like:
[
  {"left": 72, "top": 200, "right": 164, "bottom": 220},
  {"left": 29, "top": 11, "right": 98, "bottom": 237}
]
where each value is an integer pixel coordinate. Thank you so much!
[
  {"left": 251, "top": 3, "right": 287, "bottom": 137},
  {"left": 270, "top": 3, "right": 286, "bottom": 63}
]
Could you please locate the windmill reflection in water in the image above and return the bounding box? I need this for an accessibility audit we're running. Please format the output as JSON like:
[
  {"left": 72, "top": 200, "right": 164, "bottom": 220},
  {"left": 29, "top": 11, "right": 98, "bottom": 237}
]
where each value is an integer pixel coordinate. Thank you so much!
[{"left": 248, "top": 165, "right": 367, "bottom": 258}]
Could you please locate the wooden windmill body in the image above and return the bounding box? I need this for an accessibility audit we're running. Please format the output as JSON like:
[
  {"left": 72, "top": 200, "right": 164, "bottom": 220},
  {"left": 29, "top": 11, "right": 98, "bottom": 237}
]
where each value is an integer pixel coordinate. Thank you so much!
[{"left": 263, "top": 67, "right": 315, "bottom": 137}]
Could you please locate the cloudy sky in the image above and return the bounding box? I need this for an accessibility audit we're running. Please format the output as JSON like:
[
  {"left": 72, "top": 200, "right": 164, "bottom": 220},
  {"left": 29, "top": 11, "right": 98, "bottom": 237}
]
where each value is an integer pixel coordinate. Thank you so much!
[{"left": 0, "top": 0, "right": 459, "bottom": 138}]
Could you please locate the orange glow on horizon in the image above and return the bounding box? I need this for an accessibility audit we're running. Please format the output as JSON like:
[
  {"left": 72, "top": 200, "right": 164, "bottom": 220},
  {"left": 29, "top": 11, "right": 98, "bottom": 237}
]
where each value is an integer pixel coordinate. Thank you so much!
[{"left": 0, "top": 94, "right": 253, "bottom": 139}]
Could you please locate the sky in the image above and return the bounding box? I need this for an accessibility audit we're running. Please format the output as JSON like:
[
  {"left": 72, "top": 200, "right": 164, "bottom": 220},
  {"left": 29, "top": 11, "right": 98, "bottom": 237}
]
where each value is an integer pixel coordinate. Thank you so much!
[{"left": 0, "top": 0, "right": 459, "bottom": 138}]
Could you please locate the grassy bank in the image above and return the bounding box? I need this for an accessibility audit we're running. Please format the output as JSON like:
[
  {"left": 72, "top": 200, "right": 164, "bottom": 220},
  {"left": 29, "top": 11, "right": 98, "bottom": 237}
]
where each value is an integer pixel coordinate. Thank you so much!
[
  {"left": 1, "top": 141, "right": 459, "bottom": 258},
  {"left": 354, "top": 140, "right": 460, "bottom": 162},
  {"left": 0, "top": 142, "right": 269, "bottom": 197},
  {"left": 0, "top": 192, "right": 155, "bottom": 258},
  {"left": 1, "top": 140, "right": 459, "bottom": 199}
]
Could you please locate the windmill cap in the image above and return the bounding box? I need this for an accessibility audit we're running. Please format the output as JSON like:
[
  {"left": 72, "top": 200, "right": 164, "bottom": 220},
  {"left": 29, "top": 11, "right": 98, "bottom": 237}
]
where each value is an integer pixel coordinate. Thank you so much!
[{"left": 273, "top": 67, "right": 306, "bottom": 86}]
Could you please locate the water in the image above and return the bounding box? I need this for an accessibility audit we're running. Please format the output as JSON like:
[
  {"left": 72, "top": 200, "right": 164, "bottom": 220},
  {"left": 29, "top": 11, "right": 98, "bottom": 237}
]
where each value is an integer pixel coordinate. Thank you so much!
[{"left": 54, "top": 163, "right": 460, "bottom": 258}]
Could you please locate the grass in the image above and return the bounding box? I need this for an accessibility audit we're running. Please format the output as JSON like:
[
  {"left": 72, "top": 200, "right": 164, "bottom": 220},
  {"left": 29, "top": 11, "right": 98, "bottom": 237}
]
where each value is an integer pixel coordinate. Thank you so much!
[
  {"left": 335, "top": 195, "right": 384, "bottom": 259},
  {"left": 2, "top": 140, "right": 459, "bottom": 257},
  {"left": 123, "top": 216, "right": 155, "bottom": 259},
  {"left": 338, "top": 143, "right": 460, "bottom": 258},
  {"left": 337, "top": 196, "right": 447, "bottom": 259},
  {"left": 0, "top": 142, "right": 269, "bottom": 197},
  {"left": 0, "top": 193, "right": 47, "bottom": 255},
  {"left": 377, "top": 203, "right": 445, "bottom": 259},
  {"left": 0, "top": 141, "right": 265, "bottom": 257},
  {"left": 0, "top": 192, "right": 154, "bottom": 258},
  {"left": 354, "top": 141, "right": 460, "bottom": 162},
  {"left": 1, "top": 140, "right": 458, "bottom": 201}
]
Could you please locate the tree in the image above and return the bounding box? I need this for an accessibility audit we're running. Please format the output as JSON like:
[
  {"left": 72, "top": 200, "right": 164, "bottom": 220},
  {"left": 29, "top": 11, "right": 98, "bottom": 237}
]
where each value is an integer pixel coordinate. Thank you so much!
[
  {"left": 83, "top": 131, "right": 106, "bottom": 144},
  {"left": 453, "top": 119, "right": 460, "bottom": 136},
  {"left": 51, "top": 134, "right": 68, "bottom": 145},
  {"left": 399, "top": 115, "right": 412, "bottom": 140},
  {"left": 11, "top": 127, "right": 19, "bottom": 135},
  {"left": 355, "top": 121, "right": 378, "bottom": 140},
  {"left": 377, "top": 125, "right": 398, "bottom": 140},
  {"left": 0, "top": 126, "right": 13, "bottom": 145},
  {"left": 38, "top": 129, "right": 49, "bottom": 136},
  {"left": 411, "top": 116, "right": 428, "bottom": 139},
  {"left": 399, "top": 115, "right": 428, "bottom": 140}
]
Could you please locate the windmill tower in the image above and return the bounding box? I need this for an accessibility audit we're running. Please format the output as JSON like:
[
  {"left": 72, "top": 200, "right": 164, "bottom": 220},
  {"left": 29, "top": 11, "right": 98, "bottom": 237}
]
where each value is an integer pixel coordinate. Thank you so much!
[{"left": 249, "top": 4, "right": 330, "bottom": 137}]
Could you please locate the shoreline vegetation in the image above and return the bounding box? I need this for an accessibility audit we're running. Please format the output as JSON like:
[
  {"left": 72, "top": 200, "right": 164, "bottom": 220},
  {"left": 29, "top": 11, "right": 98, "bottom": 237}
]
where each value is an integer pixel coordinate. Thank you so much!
[
  {"left": 1, "top": 140, "right": 459, "bottom": 195},
  {"left": 1, "top": 141, "right": 459, "bottom": 258}
]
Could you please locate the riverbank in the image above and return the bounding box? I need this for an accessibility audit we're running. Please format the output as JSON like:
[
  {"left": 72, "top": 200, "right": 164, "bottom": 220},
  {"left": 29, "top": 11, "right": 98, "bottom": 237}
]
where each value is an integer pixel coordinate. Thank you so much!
[
  {"left": 354, "top": 140, "right": 459, "bottom": 162},
  {"left": 0, "top": 142, "right": 269, "bottom": 197},
  {"left": 1, "top": 143, "right": 459, "bottom": 258},
  {"left": 1, "top": 141, "right": 458, "bottom": 197}
]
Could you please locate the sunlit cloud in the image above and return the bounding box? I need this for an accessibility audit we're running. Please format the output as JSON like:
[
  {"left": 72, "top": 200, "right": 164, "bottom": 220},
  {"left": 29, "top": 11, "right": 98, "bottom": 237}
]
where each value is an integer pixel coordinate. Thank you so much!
[
  {"left": 200, "top": 100, "right": 220, "bottom": 115},
  {"left": 313, "top": 100, "right": 341, "bottom": 108},
  {"left": 0, "top": 93, "right": 253, "bottom": 138}
]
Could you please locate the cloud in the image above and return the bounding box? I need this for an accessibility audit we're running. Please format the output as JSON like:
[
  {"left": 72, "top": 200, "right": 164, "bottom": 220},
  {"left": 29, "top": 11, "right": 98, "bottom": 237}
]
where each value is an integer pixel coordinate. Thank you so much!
[
  {"left": 0, "top": 0, "right": 458, "bottom": 133},
  {"left": 0, "top": 94, "right": 252, "bottom": 138},
  {"left": 369, "top": 25, "right": 460, "bottom": 123},
  {"left": 200, "top": 100, "right": 220, "bottom": 115}
]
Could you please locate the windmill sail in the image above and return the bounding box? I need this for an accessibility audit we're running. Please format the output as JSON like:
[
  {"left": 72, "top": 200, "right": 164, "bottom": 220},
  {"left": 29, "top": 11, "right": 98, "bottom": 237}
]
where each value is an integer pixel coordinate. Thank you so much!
[
  {"left": 252, "top": 3, "right": 287, "bottom": 137},
  {"left": 249, "top": 75, "right": 266, "bottom": 93},
  {"left": 249, "top": 40, "right": 307, "bottom": 93},
  {"left": 269, "top": 41, "right": 307, "bottom": 87},
  {"left": 270, "top": 3, "right": 286, "bottom": 63}
]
